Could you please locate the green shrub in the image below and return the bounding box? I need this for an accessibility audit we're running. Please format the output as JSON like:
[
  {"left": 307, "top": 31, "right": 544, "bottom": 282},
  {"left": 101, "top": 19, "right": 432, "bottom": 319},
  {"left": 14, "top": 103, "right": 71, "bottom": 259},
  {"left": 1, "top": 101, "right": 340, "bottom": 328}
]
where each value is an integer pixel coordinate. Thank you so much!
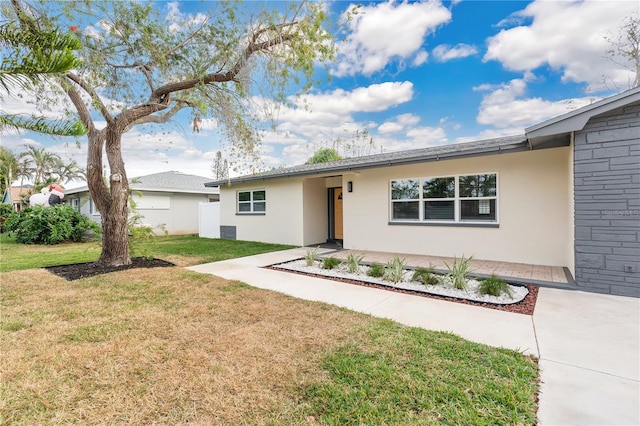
[
  {"left": 128, "top": 225, "right": 160, "bottom": 259},
  {"left": 346, "top": 252, "right": 365, "bottom": 273},
  {"left": 444, "top": 255, "right": 473, "bottom": 290},
  {"left": 384, "top": 255, "right": 406, "bottom": 283},
  {"left": 305, "top": 247, "right": 320, "bottom": 266},
  {"left": 411, "top": 267, "right": 440, "bottom": 285},
  {"left": 478, "top": 275, "right": 513, "bottom": 298},
  {"left": 0, "top": 203, "right": 13, "bottom": 219},
  {"left": 322, "top": 257, "right": 341, "bottom": 270},
  {"left": 3, "top": 205, "right": 100, "bottom": 245},
  {"left": 0, "top": 203, "right": 14, "bottom": 233},
  {"left": 366, "top": 262, "right": 385, "bottom": 278}
]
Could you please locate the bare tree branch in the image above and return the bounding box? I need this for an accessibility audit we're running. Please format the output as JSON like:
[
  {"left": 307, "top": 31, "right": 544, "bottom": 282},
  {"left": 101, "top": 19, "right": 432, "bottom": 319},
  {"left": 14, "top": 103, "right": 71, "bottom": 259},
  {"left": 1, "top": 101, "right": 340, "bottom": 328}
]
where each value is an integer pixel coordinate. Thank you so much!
[{"left": 65, "top": 72, "right": 114, "bottom": 124}]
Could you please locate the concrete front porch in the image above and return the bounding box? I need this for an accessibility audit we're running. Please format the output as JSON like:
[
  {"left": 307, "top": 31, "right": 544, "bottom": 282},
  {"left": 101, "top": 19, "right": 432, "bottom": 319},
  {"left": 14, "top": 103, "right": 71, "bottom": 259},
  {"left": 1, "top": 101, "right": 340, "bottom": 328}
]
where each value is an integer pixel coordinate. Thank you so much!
[{"left": 316, "top": 248, "right": 573, "bottom": 288}]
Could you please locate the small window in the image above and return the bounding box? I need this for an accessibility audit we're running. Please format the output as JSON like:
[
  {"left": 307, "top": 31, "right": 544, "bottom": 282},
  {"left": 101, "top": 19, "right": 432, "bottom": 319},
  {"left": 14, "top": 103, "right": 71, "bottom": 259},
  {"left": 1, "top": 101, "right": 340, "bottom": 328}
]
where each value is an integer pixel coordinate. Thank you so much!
[
  {"left": 391, "top": 180, "right": 419, "bottom": 220},
  {"left": 423, "top": 177, "right": 455, "bottom": 221},
  {"left": 71, "top": 198, "right": 80, "bottom": 212},
  {"left": 237, "top": 189, "right": 267, "bottom": 214},
  {"left": 459, "top": 174, "right": 497, "bottom": 222}
]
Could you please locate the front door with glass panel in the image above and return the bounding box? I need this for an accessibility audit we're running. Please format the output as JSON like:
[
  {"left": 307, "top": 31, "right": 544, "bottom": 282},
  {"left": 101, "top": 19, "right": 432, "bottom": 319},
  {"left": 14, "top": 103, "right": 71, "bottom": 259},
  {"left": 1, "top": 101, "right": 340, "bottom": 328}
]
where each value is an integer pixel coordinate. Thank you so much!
[{"left": 328, "top": 187, "right": 343, "bottom": 242}]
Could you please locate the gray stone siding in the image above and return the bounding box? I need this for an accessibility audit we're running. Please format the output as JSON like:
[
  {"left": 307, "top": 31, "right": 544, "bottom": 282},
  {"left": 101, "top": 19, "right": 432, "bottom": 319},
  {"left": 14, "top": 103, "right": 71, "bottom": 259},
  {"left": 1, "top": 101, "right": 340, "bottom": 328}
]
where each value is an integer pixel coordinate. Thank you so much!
[{"left": 574, "top": 101, "right": 640, "bottom": 297}]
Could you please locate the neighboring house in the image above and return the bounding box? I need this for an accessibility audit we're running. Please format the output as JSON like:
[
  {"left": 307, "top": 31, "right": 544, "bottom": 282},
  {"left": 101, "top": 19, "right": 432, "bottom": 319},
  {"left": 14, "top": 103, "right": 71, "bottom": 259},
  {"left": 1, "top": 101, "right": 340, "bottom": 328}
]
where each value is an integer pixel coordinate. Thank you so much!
[
  {"left": 1, "top": 186, "right": 33, "bottom": 211},
  {"left": 207, "top": 87, "right": 640, "bottom": 297},
  {"left": 65, "top": 171, "right": 219, "bottom": 235}
]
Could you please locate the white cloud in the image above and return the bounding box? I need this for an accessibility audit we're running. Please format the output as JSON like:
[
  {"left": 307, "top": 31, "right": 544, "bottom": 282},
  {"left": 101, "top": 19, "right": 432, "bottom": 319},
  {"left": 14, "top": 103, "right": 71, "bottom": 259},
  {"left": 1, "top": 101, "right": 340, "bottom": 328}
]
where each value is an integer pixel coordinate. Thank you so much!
[
  {"left": 374, "top": 127, "right": 448, "bottom": 153},
  {"left": 249, "top": 83, "right": 419, "bottom": 166},
  {"left": 432, "top": 43, "right": 478, "bottom": 62},
  {"left": 165, "top": 1, "right": 208, "bottom": 33},
  {"left": 333, "top": 0, "right": 451, "bottom": 76},
  {"left": 484, "top": 0, "right": 638, "bottom": 90},
  {"left": 252, "top": 81, "right": 414, "bottom": 145},
  {"left": 294, "top": 81, "right": 415, "bottom": 114},
  {"left": 378, "top": 122, "right": 404, "bottom": 134},
  {"left": 474, "top": 76, "right": 597, "bottom": 129},
  {"left": 413, "top": 50, "right": 429, "bottom": 66},
  {"left": 406, "top": 126, "right": 446, "bottom": 141},
  {"left": 378, "top": 113, "right": 421, "bottom": 134}
]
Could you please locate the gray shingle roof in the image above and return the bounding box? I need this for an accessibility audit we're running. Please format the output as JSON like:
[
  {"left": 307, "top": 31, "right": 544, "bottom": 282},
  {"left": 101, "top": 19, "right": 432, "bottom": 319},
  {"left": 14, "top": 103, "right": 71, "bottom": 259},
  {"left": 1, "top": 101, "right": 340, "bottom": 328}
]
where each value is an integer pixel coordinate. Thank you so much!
[
  {"left": 65, "top": 171, "right": 218, "bottom": 195},
  {"left": 130, "top": 171, "right": 218, "bottom": 193},
  {"left": 206, "top": 135, "right": 528, "bottom": 186}
]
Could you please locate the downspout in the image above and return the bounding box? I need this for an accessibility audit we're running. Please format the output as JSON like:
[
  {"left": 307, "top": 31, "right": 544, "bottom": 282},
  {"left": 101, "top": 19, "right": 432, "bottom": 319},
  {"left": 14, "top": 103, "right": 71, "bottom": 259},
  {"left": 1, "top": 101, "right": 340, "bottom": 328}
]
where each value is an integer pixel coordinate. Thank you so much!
[{"left": 569, "top": 130, "right": 576, "bottom": 280}]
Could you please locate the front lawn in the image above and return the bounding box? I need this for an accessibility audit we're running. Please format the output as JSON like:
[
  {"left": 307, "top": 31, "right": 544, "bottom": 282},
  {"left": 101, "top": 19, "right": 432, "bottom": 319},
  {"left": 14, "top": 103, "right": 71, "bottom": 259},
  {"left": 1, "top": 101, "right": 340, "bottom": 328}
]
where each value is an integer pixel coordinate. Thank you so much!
[
  {"left": 0, "top": 234, "right": 293, "bottom": 272},
  {"left": 0, "top": 236, "right": 539, "bottom": 424}
]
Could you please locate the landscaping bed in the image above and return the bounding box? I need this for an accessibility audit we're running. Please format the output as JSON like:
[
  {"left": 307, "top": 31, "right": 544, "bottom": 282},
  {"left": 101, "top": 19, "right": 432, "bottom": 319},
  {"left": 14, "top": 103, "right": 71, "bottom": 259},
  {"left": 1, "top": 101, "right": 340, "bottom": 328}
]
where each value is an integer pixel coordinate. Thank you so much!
[
  {"left": 45, "top": 257, "right": 175, "bottom": 281},
  {"left": 269, "top": 256, "right": 538, "bottom": 315}
]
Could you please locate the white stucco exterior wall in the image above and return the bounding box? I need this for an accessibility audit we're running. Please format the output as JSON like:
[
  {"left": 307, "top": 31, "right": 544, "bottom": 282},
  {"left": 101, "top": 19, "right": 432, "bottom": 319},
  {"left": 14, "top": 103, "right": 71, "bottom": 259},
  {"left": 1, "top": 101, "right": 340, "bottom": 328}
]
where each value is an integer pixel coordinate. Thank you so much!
[
  {"left": 133, "top": 192, "right": 212, "bottom": 234},
  {"left": 219, "top": 179, "right": 304, "bottom": 245},
  {"left": 302, "top": 178, "right": 328, "bottom": 246},
  {"left": 342, "top": 147, "right": 572, "bottom": 267}
]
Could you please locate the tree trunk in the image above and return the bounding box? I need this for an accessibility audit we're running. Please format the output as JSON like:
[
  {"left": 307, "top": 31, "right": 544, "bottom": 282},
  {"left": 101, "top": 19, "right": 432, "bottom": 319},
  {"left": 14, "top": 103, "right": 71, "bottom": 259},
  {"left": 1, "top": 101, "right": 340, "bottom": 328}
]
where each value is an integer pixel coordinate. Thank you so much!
[
  {"left": 87, "top": 127, "right": 131, "bottom": 267},
  {"left": 99, "top": 200, "right": 130, "bottom": 266}
]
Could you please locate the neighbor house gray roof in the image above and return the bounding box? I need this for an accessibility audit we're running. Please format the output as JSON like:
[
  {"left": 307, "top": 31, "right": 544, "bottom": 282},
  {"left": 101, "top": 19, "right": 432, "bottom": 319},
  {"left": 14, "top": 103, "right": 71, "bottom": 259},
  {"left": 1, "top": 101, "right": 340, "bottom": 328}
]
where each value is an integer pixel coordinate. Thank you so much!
[
  {"left": 206, "top": 135, "right": 528, "bottom": 186},
  {"left": 65, "top": 171, "right": 218, "bottom": 195}
]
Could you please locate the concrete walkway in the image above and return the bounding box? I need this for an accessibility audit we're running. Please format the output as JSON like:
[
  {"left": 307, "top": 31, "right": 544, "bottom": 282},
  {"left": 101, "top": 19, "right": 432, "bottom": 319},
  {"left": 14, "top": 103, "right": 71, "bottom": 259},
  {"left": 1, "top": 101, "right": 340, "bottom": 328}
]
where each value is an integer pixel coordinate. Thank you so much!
[{"left": 187, "top": 248, "right": 640, "bottom": 425}]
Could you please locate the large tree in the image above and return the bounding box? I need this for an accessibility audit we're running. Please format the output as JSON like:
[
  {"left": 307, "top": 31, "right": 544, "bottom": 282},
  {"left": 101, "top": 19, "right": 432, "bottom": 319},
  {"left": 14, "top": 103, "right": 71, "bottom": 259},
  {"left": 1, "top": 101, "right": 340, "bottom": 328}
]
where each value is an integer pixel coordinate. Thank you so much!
[{"left": 6, "top": 0, "right": 334, "bottom": 266}]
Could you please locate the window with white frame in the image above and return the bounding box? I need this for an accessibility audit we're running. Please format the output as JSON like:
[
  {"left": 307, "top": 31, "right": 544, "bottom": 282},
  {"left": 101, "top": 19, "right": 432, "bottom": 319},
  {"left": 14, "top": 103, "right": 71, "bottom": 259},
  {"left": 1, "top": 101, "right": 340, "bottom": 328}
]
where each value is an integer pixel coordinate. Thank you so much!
[
  {"left": 237, "top": 189, "right": 266, "bottom": 214},
  {"left": 71, "top": 198, "right": 80, "bottom": 212},
  {"left": 89, "top": 198, "right": 100, "bottom": 216},
  {"left": 390, "top": 173, "right": 497, "bottom": 223}
]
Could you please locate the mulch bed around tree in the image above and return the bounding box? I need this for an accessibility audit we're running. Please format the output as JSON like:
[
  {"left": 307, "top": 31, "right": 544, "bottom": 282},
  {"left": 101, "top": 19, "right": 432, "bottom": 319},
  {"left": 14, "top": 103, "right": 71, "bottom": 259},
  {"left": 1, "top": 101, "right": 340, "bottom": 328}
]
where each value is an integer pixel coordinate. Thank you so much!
[
  {"left": 266, "top": 265, "right": 539, "bottom": 316},
  {"left": 45, "top": 257, "right": 175, "bottom": 281}
]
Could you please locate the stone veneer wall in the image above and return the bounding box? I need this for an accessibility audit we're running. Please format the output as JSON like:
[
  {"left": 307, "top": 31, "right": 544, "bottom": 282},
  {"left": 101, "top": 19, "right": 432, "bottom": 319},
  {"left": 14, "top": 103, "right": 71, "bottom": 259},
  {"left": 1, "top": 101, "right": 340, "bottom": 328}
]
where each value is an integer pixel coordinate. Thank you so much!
[{"left": 574, "top": 101, "right": 640, "bottom": 296}]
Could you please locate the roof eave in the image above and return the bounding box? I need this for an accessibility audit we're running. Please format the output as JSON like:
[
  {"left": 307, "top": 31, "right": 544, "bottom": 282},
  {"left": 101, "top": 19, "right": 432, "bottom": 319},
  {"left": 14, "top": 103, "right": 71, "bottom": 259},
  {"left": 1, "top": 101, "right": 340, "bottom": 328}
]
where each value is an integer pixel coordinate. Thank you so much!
[
  {"left": 207, "top": 139, "right": 529, "bottom": 187},
  {"left": 525, "top": 86, "right": 640, "bottom": 147}
]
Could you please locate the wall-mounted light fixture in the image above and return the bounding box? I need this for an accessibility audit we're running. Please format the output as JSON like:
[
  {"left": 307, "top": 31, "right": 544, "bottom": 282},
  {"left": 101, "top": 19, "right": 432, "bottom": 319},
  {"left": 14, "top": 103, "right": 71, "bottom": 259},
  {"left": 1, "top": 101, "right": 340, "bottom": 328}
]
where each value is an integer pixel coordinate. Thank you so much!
[{"left": 347, "top": 181, "right": 353, "bottom": 192}]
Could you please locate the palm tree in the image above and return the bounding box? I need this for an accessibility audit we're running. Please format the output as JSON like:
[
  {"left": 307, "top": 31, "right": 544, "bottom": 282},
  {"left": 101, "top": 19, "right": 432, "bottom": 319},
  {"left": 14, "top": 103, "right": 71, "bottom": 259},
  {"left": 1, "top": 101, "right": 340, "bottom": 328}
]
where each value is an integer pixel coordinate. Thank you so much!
[
  {"left": 0, "top": 146, "right": 19, "bottom": 195},
  {"left": 20, "top": 145, "right": 61, "bottom": 186},
  {"left": 0, "top": 3, "right": 86, "bottom": 136},
  {"left": 50, "top": 157, "right": 86, "bottom": 184},
  {"left": 16, "top": 156, "right": 34, "bottom": 189}
]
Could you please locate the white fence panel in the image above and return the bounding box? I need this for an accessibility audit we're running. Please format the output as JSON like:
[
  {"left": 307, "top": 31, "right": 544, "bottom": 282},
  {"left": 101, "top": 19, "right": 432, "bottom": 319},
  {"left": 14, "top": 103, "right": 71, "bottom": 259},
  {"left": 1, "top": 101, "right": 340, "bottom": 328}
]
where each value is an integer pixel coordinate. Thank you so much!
[{"left": 198, "top": 202, "right": 220, "bottom": 238}]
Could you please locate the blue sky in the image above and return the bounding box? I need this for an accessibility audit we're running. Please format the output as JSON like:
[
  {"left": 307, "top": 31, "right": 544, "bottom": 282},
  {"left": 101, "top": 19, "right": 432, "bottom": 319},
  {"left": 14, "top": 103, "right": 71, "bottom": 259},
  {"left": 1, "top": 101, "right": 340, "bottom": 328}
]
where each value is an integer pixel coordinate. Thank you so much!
[{"left": 2, "top": 0, "right": 638, "bottom": 186}]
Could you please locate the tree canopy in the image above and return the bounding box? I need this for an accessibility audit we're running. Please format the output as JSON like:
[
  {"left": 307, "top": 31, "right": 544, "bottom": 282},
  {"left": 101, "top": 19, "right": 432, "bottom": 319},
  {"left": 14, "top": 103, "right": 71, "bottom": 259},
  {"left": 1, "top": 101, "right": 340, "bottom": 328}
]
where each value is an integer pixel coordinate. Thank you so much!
[
  {"left": 2, "top": 0, "right": 336, "bottom": 266},
  {"left": 306, "top": 147, "right": 342, "bottom": 164}
]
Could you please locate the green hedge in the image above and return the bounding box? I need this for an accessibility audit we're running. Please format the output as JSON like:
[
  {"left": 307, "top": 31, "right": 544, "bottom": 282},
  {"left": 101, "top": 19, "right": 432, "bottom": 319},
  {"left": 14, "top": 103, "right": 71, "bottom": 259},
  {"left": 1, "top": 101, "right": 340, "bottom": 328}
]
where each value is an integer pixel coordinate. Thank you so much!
[{"left": 3, "top": 205, "right": 100, "bottom": 245}]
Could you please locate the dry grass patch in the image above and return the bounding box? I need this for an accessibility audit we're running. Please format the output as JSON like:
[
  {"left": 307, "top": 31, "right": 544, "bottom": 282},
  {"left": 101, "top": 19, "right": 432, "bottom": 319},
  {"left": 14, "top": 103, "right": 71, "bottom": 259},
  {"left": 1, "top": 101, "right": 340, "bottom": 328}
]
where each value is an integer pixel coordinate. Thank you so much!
[{"left": 0, "top": 266, "right": 372, "bottom": 425}]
